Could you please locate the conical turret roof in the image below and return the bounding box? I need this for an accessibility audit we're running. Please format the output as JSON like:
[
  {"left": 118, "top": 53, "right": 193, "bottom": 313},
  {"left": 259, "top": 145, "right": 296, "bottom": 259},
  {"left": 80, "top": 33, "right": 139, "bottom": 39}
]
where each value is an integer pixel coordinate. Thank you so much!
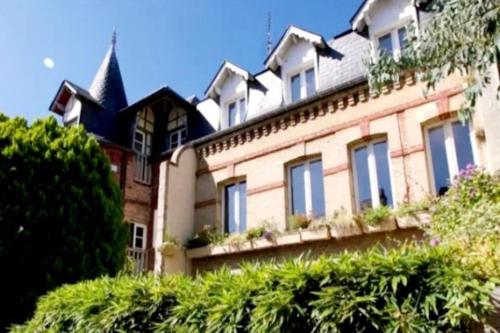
[{"left": 88, "top": 32, "right": 128, "bottom": 113}]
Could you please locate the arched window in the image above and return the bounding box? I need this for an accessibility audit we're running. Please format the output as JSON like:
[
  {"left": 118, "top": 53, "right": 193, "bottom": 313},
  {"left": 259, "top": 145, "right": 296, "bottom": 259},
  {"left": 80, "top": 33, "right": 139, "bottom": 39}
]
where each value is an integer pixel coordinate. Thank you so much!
[{"left": 168, "top": 108, "right": 187, "bottom": 149}]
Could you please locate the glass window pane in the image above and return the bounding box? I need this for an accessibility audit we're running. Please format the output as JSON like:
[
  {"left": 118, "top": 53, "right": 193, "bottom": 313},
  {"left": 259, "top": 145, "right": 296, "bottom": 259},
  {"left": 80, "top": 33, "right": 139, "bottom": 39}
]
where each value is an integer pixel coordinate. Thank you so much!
[
  {"left": 225, "top": 184, "right": 237, "bottom": 233},
  {"left": 305, "top": 68, "right": 316, "bottom": 97},
  {"left": 228, "top": 103, "right": 237, "bottom": 127},
  {"left": 290, "top": 73, "right": 301, "bottom": 103},
  {"left": 373, "top": 141, "right": 393, "bottom": 207},
  {"left": 398, "top": 27, "right": 407, "bottom": 52},
  {"left": 309, "top": 160, "right": 325, "bottom": 217},
  {"left": 239, "top": 98, "right": 246, "bottom": 123},
  {"left": 239, "top": 182, "right": 247, "bottom": 233},
  {"left": 452, "top": 121, "right": 474, "bottom": 171},
  {"left": 136, "top": 226, "right": 144, "bottom": 237},
  {"left": 428, "top": 125, "right": 451, "bottom": 194},
  {"left": 378, "top": 33, "right": 393, "bottom": 55},
  {"left": 129, "top": 224, "right": 134, "bottom": 247},
  {"left": 290, "top": 164, "right": 306, "bottom": 215},
  {"left": 354, "top": 146, "right": 372, "bottom": 210},
  {"left": 135, "top": 238, "right": 143, "bottom": 249}
]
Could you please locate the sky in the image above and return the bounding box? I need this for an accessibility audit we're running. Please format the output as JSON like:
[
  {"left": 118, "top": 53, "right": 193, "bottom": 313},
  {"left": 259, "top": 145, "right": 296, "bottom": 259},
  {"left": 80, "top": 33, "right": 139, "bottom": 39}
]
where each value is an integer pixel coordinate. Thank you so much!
[{"left": 0, "top": 0, "right": 362, "bottom": 121}]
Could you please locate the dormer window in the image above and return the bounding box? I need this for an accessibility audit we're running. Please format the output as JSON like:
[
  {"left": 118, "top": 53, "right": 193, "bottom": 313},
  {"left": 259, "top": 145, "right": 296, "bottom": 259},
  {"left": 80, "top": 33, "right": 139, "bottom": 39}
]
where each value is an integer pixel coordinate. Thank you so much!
[
  {"left": 227, "top": 97, "right": 246, "bottom": 127},
  {"left": 289, "top": 66, "right": 316, "bottom": 103},
  {"left": 376, "top": 25, "right": 408, "bottom": 58},
  {"left": 168, "top": 108, "right": 187, "bottom": 149}
]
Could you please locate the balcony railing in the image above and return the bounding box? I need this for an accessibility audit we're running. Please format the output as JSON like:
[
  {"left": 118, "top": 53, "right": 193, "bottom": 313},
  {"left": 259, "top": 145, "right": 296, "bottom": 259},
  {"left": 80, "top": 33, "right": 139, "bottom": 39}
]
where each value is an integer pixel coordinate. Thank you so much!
[
  {"left": 127, "top": 248, "right": 148, "bottom": 274},
  {"left": 134, "top": 153, "right": 151, "bottom": 184}
]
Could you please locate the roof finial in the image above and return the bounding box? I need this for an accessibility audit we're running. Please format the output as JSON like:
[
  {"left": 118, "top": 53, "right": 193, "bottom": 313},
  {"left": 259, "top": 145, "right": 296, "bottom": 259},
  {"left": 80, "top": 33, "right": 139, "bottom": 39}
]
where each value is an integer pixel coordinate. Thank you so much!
[{"left": 111, "top": 29, "right": 117, "bottom": 49}]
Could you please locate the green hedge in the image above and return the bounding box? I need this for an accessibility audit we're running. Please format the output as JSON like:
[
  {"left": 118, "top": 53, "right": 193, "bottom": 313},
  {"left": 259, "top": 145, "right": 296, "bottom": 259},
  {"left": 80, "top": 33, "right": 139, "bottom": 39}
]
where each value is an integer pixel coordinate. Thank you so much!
[{"left": 13, "top": 245, "right": 496, "bottom": 333}]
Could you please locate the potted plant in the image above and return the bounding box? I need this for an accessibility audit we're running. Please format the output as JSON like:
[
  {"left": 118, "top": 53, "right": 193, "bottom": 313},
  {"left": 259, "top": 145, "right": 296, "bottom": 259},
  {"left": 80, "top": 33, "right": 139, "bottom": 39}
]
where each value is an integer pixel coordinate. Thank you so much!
[
  {"left": 159, "top": 232, "right": 181, "bottom": 257},
  {"left": 327, "top": 208, "right": 362, "bottom": 238},
  {"left": 185, "top": 225, "right": 228, "bottom": 258},
  {"left": 225, "top": 233, "right": 249, "bottom": 252},
  {"left": 299, "top": 218, "right": 331, "bottom": 242},
  {"left": 395, "top": 199, "right": 432, "bottom": 229},
  {"left": 356, "top": 205, "right": 396, "bottom": 234}
]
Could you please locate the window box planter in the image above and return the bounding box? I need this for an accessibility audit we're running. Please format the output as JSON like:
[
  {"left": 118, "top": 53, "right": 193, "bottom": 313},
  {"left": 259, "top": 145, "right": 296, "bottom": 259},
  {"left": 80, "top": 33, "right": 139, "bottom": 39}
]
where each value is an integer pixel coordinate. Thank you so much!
[
  {"left": 300, "top": 225, "right": 331, "bottom": 242},
  {"left": 186, "top": 244, "right": 231, "bottom": 259},
  {"left": 251, "top": 237, "right": 275, "bottom": 250},
  {"left": 159, "top": 243, "right": 181, "bottom": 257},
  {"left": 361, "top": 216, "right": 397, "bottom": 234},
  {"left": 228, "top": 240, "right": 253, "bottom": 252},
  {"left": 329, "top": 222, "right": 363, "bottom": 239},
  {"left": 276, "top": 232, "right": 301, "bottom": 246},
  {"left": 396, "top": 212, "right": 431, "bottom": 229}
]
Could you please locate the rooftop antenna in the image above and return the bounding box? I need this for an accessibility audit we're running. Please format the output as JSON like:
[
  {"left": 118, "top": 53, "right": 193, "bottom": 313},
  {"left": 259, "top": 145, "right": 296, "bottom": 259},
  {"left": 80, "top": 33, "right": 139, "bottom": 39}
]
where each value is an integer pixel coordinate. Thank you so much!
[
  {"left": 266, "top": 12, "right": 272, "bottom": 55},
  {"left": 111, "top": 28, "right": 117, "bottom": 49}
]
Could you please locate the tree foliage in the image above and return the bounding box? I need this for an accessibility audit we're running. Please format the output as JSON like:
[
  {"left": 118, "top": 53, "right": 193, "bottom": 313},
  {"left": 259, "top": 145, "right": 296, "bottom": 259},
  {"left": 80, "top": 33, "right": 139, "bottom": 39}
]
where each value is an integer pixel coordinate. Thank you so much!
[
  {"left": 12, "top": 245, "right": 496, "bottom": 333},
  {"left": 0, "top": 115, "right": 127, "bottom": 330},
  {"left": 367, "top": 0, "right": 500, "bottom": 119}
]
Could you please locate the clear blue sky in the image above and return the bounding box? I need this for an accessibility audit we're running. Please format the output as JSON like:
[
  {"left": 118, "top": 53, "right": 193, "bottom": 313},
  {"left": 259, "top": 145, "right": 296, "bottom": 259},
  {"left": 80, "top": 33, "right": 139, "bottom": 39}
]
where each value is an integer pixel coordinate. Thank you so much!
[{"left": 0, "top": 0, "right": 362, "bottom": 121}]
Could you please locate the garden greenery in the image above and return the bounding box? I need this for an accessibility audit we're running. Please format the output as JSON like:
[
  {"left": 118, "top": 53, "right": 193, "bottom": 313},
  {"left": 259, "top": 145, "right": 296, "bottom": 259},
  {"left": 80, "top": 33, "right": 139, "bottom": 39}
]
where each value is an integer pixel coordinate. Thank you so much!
[
  {"left": 0, "top": 115, "right": 127, "bottom": 330},
  {"left": 13, "top": 245, "right": 497, "bottom": 333},
  {"left": 367, "top": 0, "right": 500, "bottom": 120}
]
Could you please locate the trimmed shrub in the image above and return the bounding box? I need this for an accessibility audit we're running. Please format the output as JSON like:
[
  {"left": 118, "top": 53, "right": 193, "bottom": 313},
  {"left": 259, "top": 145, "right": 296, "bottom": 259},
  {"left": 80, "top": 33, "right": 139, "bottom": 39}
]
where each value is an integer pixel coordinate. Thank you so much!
[
  {"left": 0, "top": 115, "right": 126, "bottom": 330},
  {"left": 13, "top": 244, "right": 497, "bottom": 332}
]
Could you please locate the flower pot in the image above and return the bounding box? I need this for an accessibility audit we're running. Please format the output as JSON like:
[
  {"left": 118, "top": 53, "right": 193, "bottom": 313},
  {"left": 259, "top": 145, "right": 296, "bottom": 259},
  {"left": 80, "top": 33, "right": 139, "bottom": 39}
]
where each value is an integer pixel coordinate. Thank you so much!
[
  {"left": 329, "top": 222, "right": 362, "bottom": 239},
  {"left": 300, "top": 226, "right": 331, "bottom": 242},
  {"left": 186, "top": 245, "right": 211, "bottom": 259},
  {"left": 361, "top": 216, "right": 397, "bottom": 234},
  {"left": 396, "top": 212, "right": 431, "bottom": 229}
]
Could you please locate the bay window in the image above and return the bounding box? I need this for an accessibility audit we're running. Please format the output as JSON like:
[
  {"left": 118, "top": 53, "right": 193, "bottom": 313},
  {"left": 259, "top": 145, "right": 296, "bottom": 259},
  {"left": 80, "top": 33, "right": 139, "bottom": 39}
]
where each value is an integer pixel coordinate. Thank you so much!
[
  {"left": 426, "top": 120, "right": 475, "bottom": 194},
  {"left": 223, "top": 181, "right": 247, "bottom": 234},
  {"left": 352, "top": 139, "right": 393, "bottom": 211},
  {"left": 288, "top": 158, "right": 325, "bottom": 218}
]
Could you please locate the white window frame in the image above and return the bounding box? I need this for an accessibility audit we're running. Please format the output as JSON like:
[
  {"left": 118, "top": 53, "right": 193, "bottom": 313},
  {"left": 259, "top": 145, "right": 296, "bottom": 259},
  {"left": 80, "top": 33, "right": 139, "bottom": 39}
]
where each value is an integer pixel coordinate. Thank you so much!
[
  {"left": 169, "top": 127, "right": 187, "bottom": 149},
  {"left": 424, "top": 119, "right": 478, "bottom": 194},
  {"left": 225, "top": 96, "right": 246, "bottom": 128},
  {"left": 129, "top": 223, "right": 147, "bottom": 250},
  {"left": 133, "top": 129, "right": 146, "bottom": 154},
  {"left": 221, "top": 180, "right": 246, "bottom": 234},
  {"left": 351, "top": 138, "right": 395, "bottom": 212},
  {"left": 286, "top": 62, "right": 317, "bottom": 104},
  {"left": 287, "top": 158, "right": 324, "bottom": 217},
  {"left": 373, "top": 20, "right": 412, "bottom": 59}
]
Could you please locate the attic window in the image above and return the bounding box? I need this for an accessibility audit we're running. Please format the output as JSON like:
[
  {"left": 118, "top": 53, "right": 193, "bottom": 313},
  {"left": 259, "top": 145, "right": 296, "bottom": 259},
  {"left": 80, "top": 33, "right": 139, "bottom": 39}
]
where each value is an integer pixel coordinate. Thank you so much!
[
  {"left": 376, "top": 25, "right": 408, "bottom": 59},
  {"left": 288, "top": 66, "right": 316, "bottom": 103},
  {"left": 227, "top": 97, "right": 246, "bottom": 127},
  {"left": 168, "top": 108, "right": 187, "bottom": 149}
]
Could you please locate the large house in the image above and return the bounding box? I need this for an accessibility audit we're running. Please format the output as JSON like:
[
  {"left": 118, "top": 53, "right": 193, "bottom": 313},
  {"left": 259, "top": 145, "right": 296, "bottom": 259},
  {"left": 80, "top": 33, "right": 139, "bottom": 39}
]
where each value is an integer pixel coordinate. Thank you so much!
[{"left": 49, "top": 0, "right": 500, "bottom": 274}]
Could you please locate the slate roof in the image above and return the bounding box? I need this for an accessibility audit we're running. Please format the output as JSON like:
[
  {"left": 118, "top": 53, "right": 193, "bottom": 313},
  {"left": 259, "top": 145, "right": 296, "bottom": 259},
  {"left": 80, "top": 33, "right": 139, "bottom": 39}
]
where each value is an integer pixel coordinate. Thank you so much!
[{"left": 88, "top": 32, "right": 128, "bottom": 114}]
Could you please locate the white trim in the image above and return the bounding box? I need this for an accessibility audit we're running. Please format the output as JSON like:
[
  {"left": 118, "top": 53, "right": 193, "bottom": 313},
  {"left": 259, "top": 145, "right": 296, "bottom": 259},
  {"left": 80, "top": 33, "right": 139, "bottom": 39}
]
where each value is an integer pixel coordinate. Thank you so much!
[
  {"left": 169, "top": 127, "right": 187, "bottom": 149},
  {"left": 133, "top": 129, "right": 146, "bottom": 154},
  {"left": 130, "top": 222, "right": 147, "bottom": 250},
  {"left": 424, "top": 119, "right": 477, "bottom": 194},
  {"left": 265, "top": 25, "right": 326, "bottom": 70},
  {"left": 206, "top": 61, "right": 252, "bottom": 99},
  {"left": 351, "top": 138, "right": 394, "bottom": 211}
]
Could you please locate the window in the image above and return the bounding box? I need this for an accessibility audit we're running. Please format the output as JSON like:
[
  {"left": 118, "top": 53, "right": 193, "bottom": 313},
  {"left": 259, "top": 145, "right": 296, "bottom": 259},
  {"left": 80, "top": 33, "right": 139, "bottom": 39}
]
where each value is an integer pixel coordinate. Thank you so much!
[
  {"left": 288, "top": 66, "right": 316, "bottom": 103},
  {"left": 227, "top": 98, "right": 246, "bottom": 127},
  {"left": 168, "top": 108, "right": 188, "bottom": 149},
  {"left": 128, "top": 223, "right": 146, "bottom": 250},
  {"left": 376, "top": 25, "right": 408, "bottom": 58},
  {"left": 289, "top": 159, "right": 325, "bottom": 218},
  {"left": 352, "top": 139, "right": 393, "bottom": 211},
  {"left": 426, "top": 120, "right": 475, "bottom": 195},
  {"left": 134, "top": 108, "right": 154, "bottom": 183},
  {"left": 223, "top": 181, "right": 247, "bottom": 234}
]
